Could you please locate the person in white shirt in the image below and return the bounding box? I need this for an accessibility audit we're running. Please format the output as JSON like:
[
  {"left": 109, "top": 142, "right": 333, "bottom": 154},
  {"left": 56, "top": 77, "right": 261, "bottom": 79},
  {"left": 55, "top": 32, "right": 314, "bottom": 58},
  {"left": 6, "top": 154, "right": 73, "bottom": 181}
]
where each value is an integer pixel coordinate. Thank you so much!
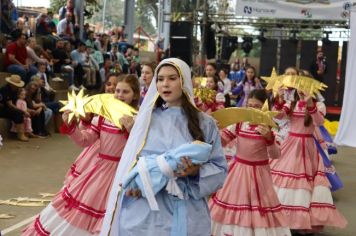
[
  {"left": 57, "top": 12, "right": 75, "bottom": 42},
  {"left": 219, "top": 68, "right": 231, "bottom": 95}
]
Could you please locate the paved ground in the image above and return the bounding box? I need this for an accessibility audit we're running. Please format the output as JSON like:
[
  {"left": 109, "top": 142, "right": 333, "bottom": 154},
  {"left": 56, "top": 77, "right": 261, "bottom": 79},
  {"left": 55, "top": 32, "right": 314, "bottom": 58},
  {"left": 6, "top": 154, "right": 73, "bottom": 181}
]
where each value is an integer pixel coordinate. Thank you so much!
[{"left": 0, "top": 134, "right": 355, "bottom": 235}]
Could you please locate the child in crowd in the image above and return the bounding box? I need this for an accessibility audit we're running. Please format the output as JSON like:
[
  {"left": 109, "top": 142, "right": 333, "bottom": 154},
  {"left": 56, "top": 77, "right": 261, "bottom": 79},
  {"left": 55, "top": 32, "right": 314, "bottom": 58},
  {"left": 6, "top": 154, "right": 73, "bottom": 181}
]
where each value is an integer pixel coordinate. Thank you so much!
[
  {"left": 11, "top": 88, "right": 37, "bottom": 138},
  {"left": 232, "top": 66, "right": 263, "bottom": 107},
  {"left": 195, "top": 76, "right": 225, "bottom": 114}
]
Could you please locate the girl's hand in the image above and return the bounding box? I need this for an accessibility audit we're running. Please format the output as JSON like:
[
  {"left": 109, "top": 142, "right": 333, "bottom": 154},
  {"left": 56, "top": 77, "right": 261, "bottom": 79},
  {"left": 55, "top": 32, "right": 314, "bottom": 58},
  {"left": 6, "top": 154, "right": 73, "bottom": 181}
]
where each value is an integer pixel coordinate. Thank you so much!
[
  {"left": 119, "top": 115, "right": 134, "bottom": 132},
  {"left": 277, "top": 87, "right": 285, "bottom": 97},
  {"left": 81, "top": 112, "right": 93, "bottom": 123},
  {"left": 304, "top": 94, "right": 314, "bottom": 108},
  {"left": 175, "top": 157, "right": 200, "bottom": 177},
  {"left": 24, "top": 111, "right": 31, "bottom": 117},
  {"left": 62, "top": 110, "right": 76, "bottom": 126},
  {"left": 256, "top": 124, "right": 273, "bottom": 141},
  {"left": 125, "top": 188, "right": 141, "bottom": 198}
]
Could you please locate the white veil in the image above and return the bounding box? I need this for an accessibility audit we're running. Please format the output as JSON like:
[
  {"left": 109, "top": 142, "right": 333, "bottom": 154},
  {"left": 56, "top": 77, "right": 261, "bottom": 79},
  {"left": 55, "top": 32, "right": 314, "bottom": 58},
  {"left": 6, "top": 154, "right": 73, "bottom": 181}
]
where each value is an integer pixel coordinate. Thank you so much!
[{"left": 100, "top": 58, "right": 195, "bottom": 235}]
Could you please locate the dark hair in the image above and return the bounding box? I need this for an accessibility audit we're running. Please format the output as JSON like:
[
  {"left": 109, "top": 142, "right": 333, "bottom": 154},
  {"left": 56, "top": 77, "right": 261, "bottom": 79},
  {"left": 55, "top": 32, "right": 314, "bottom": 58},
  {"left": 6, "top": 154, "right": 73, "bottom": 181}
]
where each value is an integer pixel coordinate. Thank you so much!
[
  {"left": 292, "top": 91, "right": 313, "bottom": 127},
  {"left": 299, "top": 69, "right": 313, "bottom": 78},
  {"left": 219, "top": 68, "right": 228, "bottom": 75},
  {"left": 206, "top": 63, "right": 217, "bottom": 70},
  {"left": 118, "top": 74, "right": 140, "bottom": 109},
  {"left": 242, "top": 66, "right": 257, "bottom": 86},
  {"left": 142, "top": 62, "right": 157, "bottom": 74},
  {"left": 207, "top": 76, "right": 220, "bottom": 91},
  {"left": 155, "top": 64, "right": 205, "bottom": 141},
  {"left": 17, "top": 87, "right": 25, "bottom": 97},
  {"left": 247, "top": 89, "right": 268, "bottom": 103},
  {"left": 284, "top": 66, "right": 299, "bottom": 75}
]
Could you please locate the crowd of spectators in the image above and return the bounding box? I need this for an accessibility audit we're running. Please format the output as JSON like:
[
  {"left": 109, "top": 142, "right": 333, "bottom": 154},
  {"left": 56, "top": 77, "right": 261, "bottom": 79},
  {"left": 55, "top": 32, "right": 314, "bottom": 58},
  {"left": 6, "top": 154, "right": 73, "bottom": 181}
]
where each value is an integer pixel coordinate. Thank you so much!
[{"left": 0, "top": 0, "right": 143, "bottom": 142}]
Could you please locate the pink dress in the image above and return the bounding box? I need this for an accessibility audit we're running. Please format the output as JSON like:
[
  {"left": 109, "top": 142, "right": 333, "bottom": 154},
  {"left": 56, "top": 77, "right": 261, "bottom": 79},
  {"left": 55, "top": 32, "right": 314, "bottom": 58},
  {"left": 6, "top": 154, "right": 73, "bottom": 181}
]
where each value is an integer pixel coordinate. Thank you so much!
[
  {"left": 11, "top": 99, "right": 32, "bottom": 133},
  {"left": 63, "top": 119, "right": 100, "bottom": 186},
  {"left": 22, "top": 116, "right": 129, "bottom": 236},
  {"left": 209, "top": 122, "right": 291, "bottom": 236},
  {"left": 270, "top": 101, "right": 347, "bottom": 230}
]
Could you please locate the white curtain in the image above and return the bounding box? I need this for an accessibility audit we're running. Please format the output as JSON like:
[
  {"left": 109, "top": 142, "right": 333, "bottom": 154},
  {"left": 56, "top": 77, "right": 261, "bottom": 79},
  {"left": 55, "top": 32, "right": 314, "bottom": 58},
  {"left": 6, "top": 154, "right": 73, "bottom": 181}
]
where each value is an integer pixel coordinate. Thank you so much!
[{"left": 334, "top": 10, "right": 356, "bottom": 147}]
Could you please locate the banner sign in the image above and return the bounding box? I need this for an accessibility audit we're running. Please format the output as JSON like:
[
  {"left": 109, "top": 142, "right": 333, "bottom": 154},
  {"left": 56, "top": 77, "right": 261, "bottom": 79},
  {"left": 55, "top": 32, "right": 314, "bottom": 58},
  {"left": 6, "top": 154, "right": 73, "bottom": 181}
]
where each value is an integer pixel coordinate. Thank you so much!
[{"left": 236, "top": 0, "right": 355, "bottom": 20}]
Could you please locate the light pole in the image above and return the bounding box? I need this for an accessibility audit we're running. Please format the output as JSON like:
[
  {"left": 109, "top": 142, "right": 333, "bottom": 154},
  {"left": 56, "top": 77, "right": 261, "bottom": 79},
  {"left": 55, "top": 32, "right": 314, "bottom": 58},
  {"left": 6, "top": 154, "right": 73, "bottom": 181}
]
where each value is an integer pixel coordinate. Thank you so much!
[{"left": 102, "top": 0, "right": 108, "bottom": 33}]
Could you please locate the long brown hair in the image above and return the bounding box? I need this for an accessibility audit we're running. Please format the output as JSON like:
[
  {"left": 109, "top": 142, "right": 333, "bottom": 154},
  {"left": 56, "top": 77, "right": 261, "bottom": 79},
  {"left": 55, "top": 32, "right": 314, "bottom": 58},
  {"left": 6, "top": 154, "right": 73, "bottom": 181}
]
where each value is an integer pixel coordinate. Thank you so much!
[
  {"left": 291, "top": 91, "right": 313, "bottom": 127},
  {"left": 155, "top": 64, "right": 205, "bottom": 141},
  {"left": 142, "top": 61, "right": 157, "bottom": 74},
  {"left": 118, "top": 74, "right": 140, "bottom": 109}
]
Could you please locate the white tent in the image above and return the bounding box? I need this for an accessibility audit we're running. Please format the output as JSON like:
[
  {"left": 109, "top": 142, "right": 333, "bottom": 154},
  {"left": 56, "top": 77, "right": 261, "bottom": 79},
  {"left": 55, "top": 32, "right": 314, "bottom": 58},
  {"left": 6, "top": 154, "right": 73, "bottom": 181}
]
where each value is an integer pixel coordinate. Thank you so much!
[{"left": 334, "top": 9, "right": 356, "bottom": 147}]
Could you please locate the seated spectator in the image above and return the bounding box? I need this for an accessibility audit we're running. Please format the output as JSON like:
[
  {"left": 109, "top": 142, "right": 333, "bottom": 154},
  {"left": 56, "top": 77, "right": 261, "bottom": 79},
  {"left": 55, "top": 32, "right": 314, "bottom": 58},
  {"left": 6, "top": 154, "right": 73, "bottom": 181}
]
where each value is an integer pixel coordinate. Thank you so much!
[
  {"left": 131, "top": 47, "right": 141, "bottom": 76},
  {"left": 107, "top": 43, "right": 118, "bottom": 62},
  {"left": 25, "top": 81, "right": 49, "bottom": 137},
  {"left": 85, "top": 46, "right": 98, "bottom": 88},
  {"left": 111, "top": 61, "right": 122, "bottom": 74},
  {"left": 57, "top": 12, "right": 75, "bottom": 42},
  {"left": 32, "top": 75, "right": 60, "bottom": 130},
  {"left": 4, "top": 32, "right": 37, "bottom": 84},
  {"left": 82, "top": 23, "right": 90, "bottom": 41},
  {"left": 59, "top": 0, "right": 77, "bottom": 26},
  {"left": 100, "top": 55, "right": 112, "bottom": 85},
  {"left": 0, "top": 75, "right": 29, "bottom": 141},
  {"left": 10, "top": 88, "right": 39, "bottom": 138},
  {"left": 85, "top": 30, "right": 96, "bottom": 49},
  {"left": 71, "top": 41, "right": 93, "bottom": 89},
  {"left": 1, "top": 0, "right": 16, "bottom": 34},
  {"left": 52, "top": 39, "right": 78, "bottom": 90},
  {"left": 26, "top": 37, "right": 49, "bottom": 66},
  {"left": 36, "top": 13, "right": 50, "bottom": 35},
  {"left": 11, "top": 17, "right": 32, "bottom": 40},
  {"left": 33, "top": 63, "right": 56, "bottom": 92},
  {"left": 107, "top": 43, "right": 128, "bottom": 74},
  {"left": 95, "top": 33, "right": 110, "bottom": 53},
  {"left": 117, "top": 34, "right": 128, "bottom": 54}
]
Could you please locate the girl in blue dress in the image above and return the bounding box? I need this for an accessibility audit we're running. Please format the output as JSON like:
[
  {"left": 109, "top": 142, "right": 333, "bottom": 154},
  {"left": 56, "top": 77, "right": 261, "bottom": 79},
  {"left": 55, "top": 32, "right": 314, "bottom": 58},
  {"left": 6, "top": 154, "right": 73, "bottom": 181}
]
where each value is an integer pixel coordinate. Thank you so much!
[{"left": 101, "top": 58, "right": 227, "bottom": 236}]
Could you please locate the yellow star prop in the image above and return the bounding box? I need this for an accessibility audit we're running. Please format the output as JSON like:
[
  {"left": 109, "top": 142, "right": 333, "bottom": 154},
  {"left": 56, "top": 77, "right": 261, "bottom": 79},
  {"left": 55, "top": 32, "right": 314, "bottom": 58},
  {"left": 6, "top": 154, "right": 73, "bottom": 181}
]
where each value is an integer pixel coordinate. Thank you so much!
[
  {"left": 211, "top": 107, "right": 279, "bottom": 129},
  {"left": 261, "top": 67, "right": 284, "bottom": 96},
  {"left": 194, "top": 87, "right": 217, "bottom": 103},
  {"left": 59, "top": 89, "right": 88, "bottom": 123},
  {"left": 84, "top": 94, "right": 137, "bottom": 129},
  {"left": 193, "top": 76, "right": 208, "bottom": 88},
  {"left": 281, "top": 75, "right": 327, "bottom": 98}
]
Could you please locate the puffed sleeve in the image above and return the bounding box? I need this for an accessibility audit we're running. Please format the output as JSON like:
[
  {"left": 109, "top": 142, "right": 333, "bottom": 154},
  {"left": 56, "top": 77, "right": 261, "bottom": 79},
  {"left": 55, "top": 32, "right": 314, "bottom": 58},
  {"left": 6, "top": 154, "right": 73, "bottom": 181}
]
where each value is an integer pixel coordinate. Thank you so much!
[
  {"left": 308, "top": 102, "right": 324, "bottom": 126},
  {"left": 67, "top": 116, "right": 101, "bottom": 147}
]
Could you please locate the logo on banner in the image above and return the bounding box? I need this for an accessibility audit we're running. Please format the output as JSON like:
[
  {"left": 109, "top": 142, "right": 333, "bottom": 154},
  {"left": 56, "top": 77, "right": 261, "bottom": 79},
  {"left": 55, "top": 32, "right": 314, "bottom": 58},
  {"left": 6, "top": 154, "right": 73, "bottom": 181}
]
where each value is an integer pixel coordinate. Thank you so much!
[
  {"left": 244, "top": 6, "right": 253, "bottom": 14},
  {"left": 301, "top": 9, "right": 312, "bottom": 18},
  {"left": 243, "top": 5, "right": 276, "bottom": 15},
  {"left": 343, "top": 2, "right": 352, "bottom": 10}
]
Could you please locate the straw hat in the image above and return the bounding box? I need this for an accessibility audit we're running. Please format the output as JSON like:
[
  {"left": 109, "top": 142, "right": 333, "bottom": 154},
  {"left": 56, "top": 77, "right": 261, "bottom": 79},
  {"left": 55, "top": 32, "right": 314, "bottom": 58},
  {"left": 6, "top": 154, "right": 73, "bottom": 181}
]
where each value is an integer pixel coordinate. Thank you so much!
[{"left": 5, "top": 75, "right": 25, "bottom": 87}]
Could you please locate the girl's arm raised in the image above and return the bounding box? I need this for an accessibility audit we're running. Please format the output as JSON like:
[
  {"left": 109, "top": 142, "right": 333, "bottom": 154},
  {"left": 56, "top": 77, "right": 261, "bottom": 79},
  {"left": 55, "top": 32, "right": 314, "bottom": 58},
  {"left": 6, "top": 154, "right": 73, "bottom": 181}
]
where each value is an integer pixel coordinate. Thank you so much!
[{"left": 61, "top": 113, "right": 100, "bottom": 147}]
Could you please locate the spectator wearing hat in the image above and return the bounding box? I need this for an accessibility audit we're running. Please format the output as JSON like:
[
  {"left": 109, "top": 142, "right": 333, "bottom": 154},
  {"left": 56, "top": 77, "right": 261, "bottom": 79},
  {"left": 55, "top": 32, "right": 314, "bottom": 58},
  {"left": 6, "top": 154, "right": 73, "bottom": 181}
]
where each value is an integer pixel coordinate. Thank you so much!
[
  {"left": 0, "top": 75, "right": 29, "bottom": 141},
  {"left": 4, "top": 33, "right": 38, "bottom": 84}
]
